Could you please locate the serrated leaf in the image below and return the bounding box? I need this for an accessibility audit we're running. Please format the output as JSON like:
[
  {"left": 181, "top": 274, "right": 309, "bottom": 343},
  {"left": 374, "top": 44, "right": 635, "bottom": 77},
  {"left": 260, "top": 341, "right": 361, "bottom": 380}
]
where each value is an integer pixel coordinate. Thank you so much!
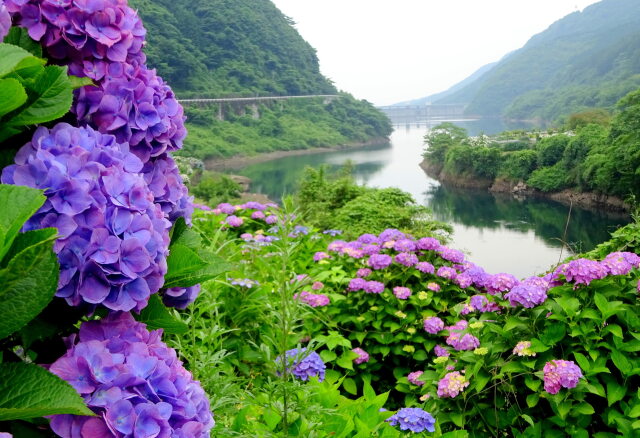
[
  {"left": 164, "top": 248, "right": 231, "bottom": 289},
  {"left": 6, "top": 65, "right": 72, "bottom": 127},
  {"left": 0, "top": 234, "right": 58, "bottom": 340},
  {"left": 343, "top": 378, "right": 357, "bottom": 395},
  {"left": 526, "top": 393, "right": 539, "bottom": 408},
  {"left": 0, "top": 78, "right": 27, "bottom": 118},
  {"left": 573, "top": 352, "right": 590, "bottom": 373},
  {"left": 166, "top": 243, "right": 208, "bottom": 278},
  {"left": 320, "top": 350, "right": 337, "bottom": 363},
  {"left": 611, "top": 350, "right": 632, "bottom": 376},
  {"left": 2, "top": 228, "right": 57, "bottom": 267},
  {"left": 68, "top": 75, "right": 94, "bottom": 90},
  {"left": 540, "top": 323, "right": 566, "bottom": 346},
  {"left": 0, "top": 43, "right": 37, "bottom": 78},
  {"left": 3, "top": 28, "right": 43, "bottom": 57},
  {"left": 573, "top": 402, "right": 595, "bottom": 415},
  {"left": 136, "top": 294, "right": 188, "bottom": 334},
  {"left": 0, "top": 362, "right": 94, "bottom": 420},
  {"left": 0, "top": 184, "right": 46, "bottom": 262},
  {"left": 607, "top": 380, "right": 626, "bottom": 406}
]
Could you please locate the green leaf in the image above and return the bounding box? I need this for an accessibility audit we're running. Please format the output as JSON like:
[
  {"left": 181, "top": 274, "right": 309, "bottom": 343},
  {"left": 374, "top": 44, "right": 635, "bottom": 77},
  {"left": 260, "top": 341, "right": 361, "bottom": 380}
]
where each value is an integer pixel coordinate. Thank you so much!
[
  {"left": 2, "top": 228, "right": 57, "bottom": 267},
  {"left": 606, "top": 380, "right": 626, "bottom": 406},
  {"left": 136, "top": 294, "right": 188, "bottom": 334},
  {"left": 336, "top": 353, "right": 354, "bottom": 370},
  {"left": 540, "top": 323, "right": 566, "bottom": 346},
  {"left": 611, "top": 349, "right": 632, "bottom": 376},
  {"left": 0, "top": 43, "right": 37, "bottom": 78},
  {"left": 5, "top": 65, "right": 73, "bottom": 127},
  {"left": 262, "top": 408, "right": 282, "bottom": 431},
  {"left": 0, "top": 184, "right": 46, "bottom": 262},
  {"left": 320, "top": 350, "right": 337, "bottom": 363},
  {"left": 555, "top": 296, "right": 580, "bottom": 317},
  {"left": 343, "top": 377, "right": 357, "bottom": 395},
  {"left": 0, "top": 78, "right": 27, "bottom": 118},
  {"left": 68, "top": 75, "right": 94, "bottom": 90},
  {"left": 0, "top": 362, "right": 94, "bottom": 420},
  {"left": 526, "top": 393, "right": 539, "bottom": 408},
  {"left": 573, "top": 352, "right": 591, "bottom": 373},
  {"left": 573, "top": 402, "right": 595, "bottom": 415},
  {"left": 3, "top": 28, "right": 43, "bottom": 57},
  {"left": 164, "top": 240, "right": 231, "bottom": 289},
  {"left": 628, "top": 404, "right": 640, "bottom": 418},
  {"left": 0, "top": 232, "right": 58, "bottom": 340}
]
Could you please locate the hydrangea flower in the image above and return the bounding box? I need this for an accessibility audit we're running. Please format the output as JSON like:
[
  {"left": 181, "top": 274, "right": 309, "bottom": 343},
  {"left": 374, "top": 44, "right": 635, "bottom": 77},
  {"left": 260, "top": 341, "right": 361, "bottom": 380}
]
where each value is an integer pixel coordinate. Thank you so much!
[
  {"left": 394, "top": 239, "right": 416, "bottom": 252},
  {"left": 367, "top": 254, "right": 392, "bottom": 270},
  {"left": 423, "top": 317, "right": 444, "bottom": 334},
  {"left": 2, "top": 124, "right": 170, "bottom": 312},
  {"left": 407, "top": 371, "right": 424, "bottom": 386},
  {"left": 364, "top": 280, "right": 385, "bottom": 294},
  {"left": 216, "top": 203, "right": 236, "bottom": 215},
  {"left": 356, "top": 268, "right": 372, "bottom": 278},
  {"left": 352, "top": 347, "right": 369, "bottom": 364},
  {"left": 395, "top": 252, "right": 418, "bottom": 267},
  {"left": 543, "top": 360, "right": 582, "bottom": 394},
  {"left": 437, "top": 266, "right": 457, "bottom": 280},
  {"left": 446, "top": 332, "right": 480, "bottom": 351},
  {"left": 357, "top": 233, "right": 379, "bottom": 244},
  {"left": 386, "top": 408, "right": 436, "bottom": 433},
  {"left": 437, "top": 371, "right": 469, "bottom": 398},
  {"left": 504, "top": 277, "right": 548, "bottom": 308},
  {"left": 265, "top": 215, "right": 278, "bottom": 225},
  {"left": 513, "top": 341, "right": 536, "bottom": 357},
  {"left": 393, "top": 286, "right": 412, "bottom": 300},
  {"left": 470, "top": 295, "right": 489, "bottom": 311},
  {"left": 557, "top": 258, "right": 608, "bottom": 286},
  {"left": 48, "top": 313, "right": 214, "bottom": 438},
  {"left": 486, "top": 273, "right": 519, "bottom": 295},
  {"left": 434, "top": 345, "right": 450, "bottom": 357},
  {"left": 141, "top": 153, "right": 192, "bottom": 224},
  {"left": 362, "top": 243, "right": 381, "bottom": 255},
  {"left": 378, "top": 228, "right": 405, "bottom": 242},
  {"left": 601, "top": 252, "right": 638, "bottom": 276},
  {"left": 416, "top": 261, "right": 435, "bottom": 274},
  {"left": 348, "top": 278, "right": 367, "bottom": 292},
  {"left": 427, "top": 282, "right": 441, "bottom": 292},
  {"left": 323, "top": 229, "right": 342, "bottom": 236},
  {"left": 416, "top": 237, "right": 441, "bottom": 251},
  {"left": 0, "top": 1, "right": 10, "bottom": 40},
  {"left": 224, "top": 215, "right": 243, "bottom": 227},
  {"left": 276, "top": 348, "right": 325, "bottom": 382},
  {"left": 439, "top": 247, "right": 465, "bottom": 263},
  {"left": 163, "top": 284, "right": 201, "bottom": 309},
  {"left": 294, "top": 291, "right": 330, "bottom": 307},
  {"left": 242, "top": 201, "right": 266, "bottom": 211},
  {"left": 313, "top": 251, "right": 330, "bottom": 262},
  {"left": 328, "top": 240, "right": 347, "bottom": 252}
]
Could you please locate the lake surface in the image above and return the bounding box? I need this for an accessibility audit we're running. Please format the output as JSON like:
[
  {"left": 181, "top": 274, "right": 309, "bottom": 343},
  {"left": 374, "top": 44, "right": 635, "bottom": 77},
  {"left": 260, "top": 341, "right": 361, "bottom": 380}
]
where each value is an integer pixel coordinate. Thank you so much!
[{"left": 235, "top": 122, "right": 630, "bottom": 278}]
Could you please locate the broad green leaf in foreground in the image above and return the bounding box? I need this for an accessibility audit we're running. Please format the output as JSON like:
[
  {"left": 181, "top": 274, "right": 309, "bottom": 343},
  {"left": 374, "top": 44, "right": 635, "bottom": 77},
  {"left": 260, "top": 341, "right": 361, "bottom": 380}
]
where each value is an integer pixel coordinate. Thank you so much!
[
  {"left": 0, "top": 43, "right": 38, "bottom": 78},
  {"left": 164, "top": 244, "right": 231, "bottom": 289},
  {"left": 0, "top": 362, "right": 94, "bottom": 420},
  {"left": 3, "top": 28, "right": 43, "bottom": 58},
  {"left": 137, "top": 294, "right": 189, "bottom": 334},
  {"left": 0, "top": 78, "right": 28, "bottom": 118},
  {"left": 0, "top": 230, "right": 59, "bottom": 340},
  {"left": 0, "top": 184, "right": 46, "bottom": 262}
]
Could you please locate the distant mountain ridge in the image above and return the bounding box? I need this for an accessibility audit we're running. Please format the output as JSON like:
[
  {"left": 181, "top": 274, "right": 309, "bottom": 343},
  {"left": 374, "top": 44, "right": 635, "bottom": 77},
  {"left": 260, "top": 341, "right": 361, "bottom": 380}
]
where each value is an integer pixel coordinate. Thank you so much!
[{"left": 405, "top": 0, "right": 640, "bottom": 121}]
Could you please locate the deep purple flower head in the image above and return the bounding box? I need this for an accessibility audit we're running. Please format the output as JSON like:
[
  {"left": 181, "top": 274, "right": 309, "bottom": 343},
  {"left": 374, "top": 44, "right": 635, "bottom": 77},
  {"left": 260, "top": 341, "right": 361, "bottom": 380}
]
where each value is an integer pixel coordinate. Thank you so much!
[
  {"left": 601, "top": 252, "right": 637, "bottom": 276},
  {"left": 378, "top": 228, "right": 405, "bottom": 242},
  {"left": 486, "top": 273, "right": 519, "bottom": 295},
  {"left": 416, "top": 237, "right": 441, "bottom": 251},
  {"left": 439, "top": 247, "right": 465, "bottom": 264},
  {"left": 0, "top": 1, "right": 11, "bottom": 40},
  {"left": 364, "top": 280, "right": 385, "bottom": 294},
  {"left": 434, "top": 345, "right": 449, "bottom": 357},
  {"left": 356, "top": 268, "right": 372, "bottom": 278},
  {"left": 163, "top": 284, "right": 201, "bottom": 309},
  {"left": 557, "top": 258, "right": 607, "bottom": 286},
  {"left": 437, "top": 266, "right": 457, "bottom": 280},
  {"left": 543, "top": 360, "right": 582, "bottom": 394},
  {"left": 294, "top": 291, "right": 330, "bottom": 308},
  {"left": 463, "top": 264, "right": 490, "bottom": 288},
  {"left": 416, "top": 261, "right": 435, "bottom": 274},
  {"left": 141, "top": 153, "right": 192, "bottom": 225},
  {"left": 423, "top": 317, "right": 444, "bottom": 334},
  {"left": 357, "top": 233, "right": 379, "bottom": 244},
  {"left": 386, "top": 408, "right": 435, "bottom": 433},
  {"left": 276, "top": 348, "right": 325, "bottom": 382},
  {"left": 446, "top": 332, "right": 480, "bottom": 351},
  {"left": 352, "top": 347, "right": 369, "bottom": 364},
  {"left": 504, "top": 277, "right": 548, "bottom": 308},
  {"left": 394, "top": 238, "right": 416, "bottom": 252},
  {"left": 437, "top": 371, "right": 469, "bottom": 398},
  {"left": 407, "top": 371, "right": 424, "bottom": 386},
  {"left": 469, "top": 295, "right": 489, "bottom": 311},
  {"left": 393, "top": 286, "right": 412, "bottom": 300},
  {"left": 2, "top": 124, "right": 170, "bottom": 312},
  {"left": 395, "top": 252, "right": 418, "bottom": 267},
  {"left": 367, "top": 253, "right": 392, "bottom": 270},
  {"left": 362, "top": 244, "right": 381, "bottom": 255},
  {"left": 49, "top": 312, "right": 214, "bottom": 438},
  {"left": 348, "top": 278, "right": 367, "bottom": 292}
]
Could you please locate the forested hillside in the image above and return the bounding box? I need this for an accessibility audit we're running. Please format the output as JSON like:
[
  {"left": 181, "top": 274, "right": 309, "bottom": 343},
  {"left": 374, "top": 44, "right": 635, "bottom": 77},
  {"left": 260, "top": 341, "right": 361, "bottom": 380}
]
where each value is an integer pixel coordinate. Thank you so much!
[{"left": 436, "top": 0, "right": 640, "bottom": 122}]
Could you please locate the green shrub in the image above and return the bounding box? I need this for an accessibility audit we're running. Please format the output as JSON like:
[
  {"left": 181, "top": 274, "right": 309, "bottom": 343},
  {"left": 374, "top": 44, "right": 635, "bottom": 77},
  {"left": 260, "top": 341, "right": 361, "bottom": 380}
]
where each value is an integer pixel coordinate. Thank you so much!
[{"left": 527, "top": 164, "right": 569, "bottom": 192}]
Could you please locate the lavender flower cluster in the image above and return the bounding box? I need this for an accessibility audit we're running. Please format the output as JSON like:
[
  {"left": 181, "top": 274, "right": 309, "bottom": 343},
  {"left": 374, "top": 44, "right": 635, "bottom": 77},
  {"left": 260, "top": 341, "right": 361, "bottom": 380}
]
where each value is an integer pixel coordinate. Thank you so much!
[
  {"left": 2, "top": 124, "right": 169, "bottom": 311},
  {"left": 294, "top": 291, "right": 330, "bottom": 308},
  {"left": 543, "top": 360, "right": 582, "bottom": 394},
  {"left": 48, "top": 313, "right": 214, "bottom": 438},
  {"left": 276, "top": 348, "right": 326, "bottom": 382},
  {"left": 386, "top": 407, "right": 436, "bottom": 433},
  {"left": 352, "top": 347, "right": 369, "bottom": 364}
]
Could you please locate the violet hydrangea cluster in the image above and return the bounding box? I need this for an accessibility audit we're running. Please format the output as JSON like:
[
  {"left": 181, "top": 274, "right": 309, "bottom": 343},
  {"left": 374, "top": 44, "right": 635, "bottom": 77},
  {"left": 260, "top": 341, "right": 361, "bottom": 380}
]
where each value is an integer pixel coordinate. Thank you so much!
[
  {"left": 352, "top": 347, "right": 369, "bottom": 364},
  {"left": 407, "top": 371, "right": 424, "bottom": 386},
  {"left": 543, "top": 360, "right": 582, "bottom": 394},
  {"left": 423, "top": 316, "right": 444, "bottom": 334},
  {"left": 386, "top": 408, "right": 436, "bottom": 433},
  {"left": 276, "top": 348, "right": 326, "bottom": 382},
  {"left": 1, "top": 124, "right": 169, "bottom": 311},
  {"left": 0, "top": 0, "right": 10, "bottom": 39},
  {"left": 437, "top": 371, "right": 469, "bottom": 398},
  {"left": 48, "top": 312, "right": 214, "bottom": 438}
]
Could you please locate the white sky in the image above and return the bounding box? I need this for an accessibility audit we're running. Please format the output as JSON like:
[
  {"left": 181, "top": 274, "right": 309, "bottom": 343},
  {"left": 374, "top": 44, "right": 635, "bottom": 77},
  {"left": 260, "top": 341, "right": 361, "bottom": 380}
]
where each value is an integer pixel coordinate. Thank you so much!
[{"left": 271, "top": 0, "right": 602, "bottom": 106}]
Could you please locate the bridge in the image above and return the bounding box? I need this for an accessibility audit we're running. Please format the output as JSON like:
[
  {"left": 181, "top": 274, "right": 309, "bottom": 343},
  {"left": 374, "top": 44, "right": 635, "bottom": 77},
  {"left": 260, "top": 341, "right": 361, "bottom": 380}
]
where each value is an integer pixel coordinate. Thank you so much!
[
  {"left": 377, "top": 104, "right": 467, "bottom": 120},
  {"left": 178, "top": 94, "right": 340, "bottom": 120}
]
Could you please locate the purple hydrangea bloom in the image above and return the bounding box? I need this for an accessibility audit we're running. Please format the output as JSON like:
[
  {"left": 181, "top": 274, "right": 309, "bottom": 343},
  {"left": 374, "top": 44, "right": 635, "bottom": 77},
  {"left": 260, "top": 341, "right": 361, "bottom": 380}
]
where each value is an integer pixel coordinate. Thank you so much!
[
  {"left": 356, "top": 268, "right": 372, "bottom": 278},
  {"left": 364, "top": 280, "right": 385, "bottom": 294},
  {"left": 367, "top": 253, "right": 392, "bottom": 270},
  {"left": 362, "top": 243, "right": 381, "bottom": 255},
  {"left": 357, "top": 233, "right": 379, "bottom": 244},
  {"left": 224, "top": 215, "right": 243, "bottom": 227},
  {"left": 328, "top": 240, "right": 347, "bottom": 252},
  {"left": 463, "top": 264, "right": 490, "bottom": 288},
  {"left": 352, "top": 347, "right": 369, "bottom": 364},
  {"left": 323, "top": 229, "right": 342, "bottom": 236},
  {"left": 313, "top": 251, "right": 330, "bottom": 262},
  {"left": 439, "top": 247, "right": 465, "bottom": 263},
  {"left": 294, "top": 291, "right": 330, "bottom": 307},
  {"left": 423, "top": 317, "right": 444, "bottom": 334},
  {"left": 557, "top": 258, "right": 608, "bottom": 286},
  {"left": 251, "top": 210, "right": 265, "bottom": 220},
  {"left": 486, "top": 273, "right": 519, "bottom": 295},
  {"left": 407, "top": 370, "right": 424, "bottom": 386},
  {"left": 434, "top": 345, "right": 449, "bottom": 357},
  {"left": 0, "top": 1, "right": 11, "bottom": 40},
  {"left": 416, "top": 261, "right": 435, "bottom": 274},
  {"left": 395, "top": 252, "right": 418, "bottom": 267},
  {"left": 49, "top": 313, "right": 214, "bottom": 438},
  {"left": 216, "top": 203, "right": 236, "bottom": 215},
  {"left": 163, "top": 284, "right": 201, "bottom": 309},
  {"left": 437, "top": 266, "right": 457, "bottom": 280},
  {"left": 446, "top": 332, "right": 480, "bottom": 351},
  {"left": 276, "top": 348, "right": 325, "bottom": 382},
  {"left": 455, "top": 272, "right": 473, "bottom": 288},
  {"left": 416, "top": 237, "right": 441, "bottom": 251},
  {"left": 543, "top": 360, "right": 582, "bottom": 394},
  {"left": 378, "top": 228, "right": 405, "bottom": 242},
  {"left": 469, "top": 294, "right": 489, "bottom": 311},
  {"left": 601, "top": 252, "right": 636, "bottom": 276},
  {"left": 2, "top": 124, "right": 170, "bottom": 312},
  {"left": 242, "top": 201, "right": 266, "bottom": 211},
  {"left": 265, "top": 215, "right": 277, "bottom": 225},
  {"left": 504, "top": 277, "right": 548, "bottom": 308},
  {"left": 393, "top": 286, "right": 412, "bottom": 300},
  {"left": 348, "top": 278, "right": 367, "bottom": 292},
  {"left": 394, "top": 238, "right": 416, "bottom": 252},
  {"left": 386, "top": 408, "right": 436, "bottom": 433},
  {"left": 437, "top": 371, "right": 469, "bottom": 398},
  {"left": 141, "top": 153, "right": 192, "bottom": 225},
  {"left": 0, "top": 433, "right": 11, "bottom": 438}
]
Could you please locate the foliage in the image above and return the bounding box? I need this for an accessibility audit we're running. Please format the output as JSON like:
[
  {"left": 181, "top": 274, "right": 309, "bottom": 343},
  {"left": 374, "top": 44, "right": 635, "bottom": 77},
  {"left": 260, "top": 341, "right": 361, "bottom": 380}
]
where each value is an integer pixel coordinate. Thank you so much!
[
  {"left": 500, "top": 149, "right": 538, "bottom": 180},
  {"left": 190, "top": 172, "right": 242, "bottom": 205},
  {"left": 527, "top": 164, "right": 570, "bottom": 192},
  {"left": 566, "top": 108, "right": 612, "bottom": 130}
]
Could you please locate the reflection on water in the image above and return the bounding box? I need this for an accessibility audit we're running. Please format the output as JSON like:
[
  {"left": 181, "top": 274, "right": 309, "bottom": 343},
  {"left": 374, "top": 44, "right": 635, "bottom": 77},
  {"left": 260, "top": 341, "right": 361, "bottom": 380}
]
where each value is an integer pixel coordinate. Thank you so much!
[
  {"left": 235, "top": 121, "right": 630, "bottom": 278},
  {"left": 390, "top": 117, "right": 539, "bottom": 137}
]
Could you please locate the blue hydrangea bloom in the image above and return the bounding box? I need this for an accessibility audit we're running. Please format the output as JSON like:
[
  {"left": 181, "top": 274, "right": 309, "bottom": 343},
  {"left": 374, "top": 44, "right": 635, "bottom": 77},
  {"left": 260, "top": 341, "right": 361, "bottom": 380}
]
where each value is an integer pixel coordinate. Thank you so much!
[
  {"left": 276, "top": 348, "right": 326, "bottom": 382},
  {"left": 386, "top": 407, "right": 436, "bottom": 433}
]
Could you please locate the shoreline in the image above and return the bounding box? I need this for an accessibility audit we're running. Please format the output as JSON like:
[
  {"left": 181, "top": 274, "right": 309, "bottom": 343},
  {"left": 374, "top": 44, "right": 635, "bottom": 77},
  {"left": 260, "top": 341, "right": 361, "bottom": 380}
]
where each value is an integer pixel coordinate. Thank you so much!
[{"left": 203, "top": 137, "right": 389, "bottom": 171}]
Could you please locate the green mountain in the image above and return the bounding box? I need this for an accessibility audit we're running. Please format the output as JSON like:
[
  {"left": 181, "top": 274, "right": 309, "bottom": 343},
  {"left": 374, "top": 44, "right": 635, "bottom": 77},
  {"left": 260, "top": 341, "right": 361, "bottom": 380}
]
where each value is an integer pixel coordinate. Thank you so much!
[{"left": 436, "top": 0, "right": 640, "bottom": 122}]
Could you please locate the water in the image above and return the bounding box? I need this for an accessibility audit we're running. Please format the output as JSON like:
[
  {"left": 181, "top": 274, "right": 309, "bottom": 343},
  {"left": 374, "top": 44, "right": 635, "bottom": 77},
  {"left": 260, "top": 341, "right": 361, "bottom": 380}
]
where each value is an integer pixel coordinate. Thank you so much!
[{"left": 235, "top": 122, "right": 630, "bottom": 278}]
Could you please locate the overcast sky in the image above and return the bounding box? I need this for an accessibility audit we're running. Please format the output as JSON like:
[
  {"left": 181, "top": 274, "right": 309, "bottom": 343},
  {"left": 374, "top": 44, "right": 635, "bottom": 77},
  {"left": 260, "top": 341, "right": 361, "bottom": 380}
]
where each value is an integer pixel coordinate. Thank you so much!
[{"left": 270, "top": 0, "right": 602, "bottom": 106}]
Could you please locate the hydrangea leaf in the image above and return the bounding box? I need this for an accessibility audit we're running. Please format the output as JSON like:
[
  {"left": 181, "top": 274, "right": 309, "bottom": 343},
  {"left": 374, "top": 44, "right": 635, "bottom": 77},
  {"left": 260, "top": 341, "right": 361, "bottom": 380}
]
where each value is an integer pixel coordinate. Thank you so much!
[
  {"left": 0, "top": 229, "right": 59, "bottom": 340},
  {"left": 136, "top": 294, "right": 188, "bottom": 334},
  {"left": 0, "top": 43, "right": 37, "bottom": 78},
  {"left": 0, "top": 78, "right": 27, "bottom": 118},
  {"left": 68, "top": 75, "right": 94, "bottom": 90},
  {"left": 0, "top": 362, "right": 94, "bottom": 420},
  {"left": 3, "top": 28, "right": 43, "bottom": 58},
  {"left": 164, "top": 245, "right": 231, "bottom": 289},
  {"left": 0, "top": 184, "right": 46, "bottom": 262},
  {"left": 5, "top": 65, "right": 73, "bottom": 127}
]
